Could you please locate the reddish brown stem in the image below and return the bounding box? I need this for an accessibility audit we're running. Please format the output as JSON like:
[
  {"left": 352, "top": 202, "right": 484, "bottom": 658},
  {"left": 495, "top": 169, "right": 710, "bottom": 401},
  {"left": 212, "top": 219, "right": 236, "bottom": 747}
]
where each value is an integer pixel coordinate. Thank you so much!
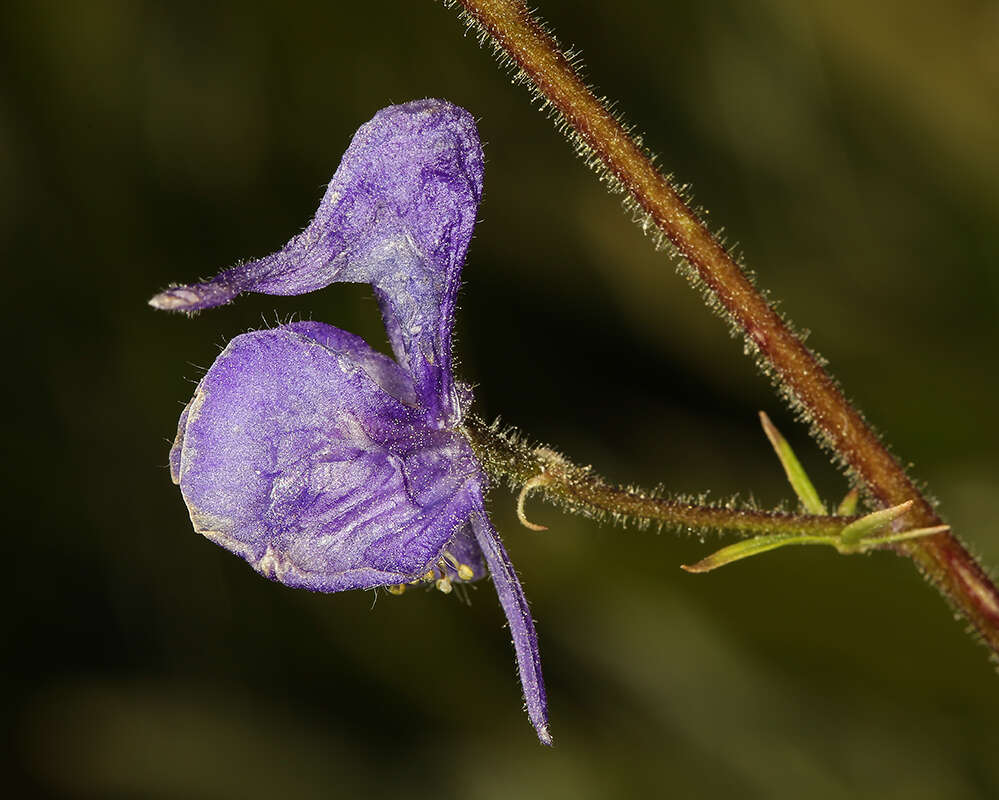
[{"left": 449, "top": 0, "right": 999, "bottom": 657}]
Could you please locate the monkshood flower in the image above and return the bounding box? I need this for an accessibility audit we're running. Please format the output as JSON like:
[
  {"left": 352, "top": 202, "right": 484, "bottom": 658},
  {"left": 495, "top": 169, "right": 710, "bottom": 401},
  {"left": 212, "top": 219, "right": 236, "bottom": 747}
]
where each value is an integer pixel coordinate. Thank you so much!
[{"left": 151, "top": 100, "right": 550, "bottom": 744}]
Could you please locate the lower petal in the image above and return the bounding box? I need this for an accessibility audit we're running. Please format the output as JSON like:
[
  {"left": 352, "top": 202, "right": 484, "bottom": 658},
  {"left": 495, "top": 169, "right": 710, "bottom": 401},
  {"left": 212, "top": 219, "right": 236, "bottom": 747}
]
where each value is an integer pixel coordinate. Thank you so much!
[
  {"left": 470, "top": 492, "right": 552, "bottom": 745},
  {"left": 174, "top": 325, "right": 481, "bottom": 592}
]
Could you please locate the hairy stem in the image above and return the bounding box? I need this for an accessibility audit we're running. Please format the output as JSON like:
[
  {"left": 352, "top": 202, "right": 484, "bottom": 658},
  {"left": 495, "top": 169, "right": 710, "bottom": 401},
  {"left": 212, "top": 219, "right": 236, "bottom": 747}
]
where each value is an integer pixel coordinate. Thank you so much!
[
  {"left": 448, "top": 0, "right": 999, "bottom": 657},
  {"left": 463, "top": 416, "right": 857, "bottom": 539}
]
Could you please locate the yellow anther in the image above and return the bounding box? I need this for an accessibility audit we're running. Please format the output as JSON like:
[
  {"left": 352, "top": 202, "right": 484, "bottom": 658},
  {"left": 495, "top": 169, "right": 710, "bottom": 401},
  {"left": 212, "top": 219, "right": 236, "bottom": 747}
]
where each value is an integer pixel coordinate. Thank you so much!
[
  {"left": 517, "top": 474, "right": 552, "bottom": 532},
  {"left": 422, "top": 569, "right": 436, "bottom": 583},
  {"left": 435, "top": 577, "right": 453, "bottom": 594},
  {"left": 386, "top": 584, "right": 406, "bottom": 596},
  {"left": 438, "top": 550, "right": 476, "bottom": 582}
]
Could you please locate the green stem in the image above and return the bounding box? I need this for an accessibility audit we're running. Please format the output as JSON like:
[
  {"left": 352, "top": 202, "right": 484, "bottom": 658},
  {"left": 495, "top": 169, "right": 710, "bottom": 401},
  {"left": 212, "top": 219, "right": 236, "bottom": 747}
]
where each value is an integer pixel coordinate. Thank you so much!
[
  {"left": 463, "top": 416, "right": 856, "bottom": 539},
  {"left": 447, "top": 0, "right": 999, "bottom": 658}
]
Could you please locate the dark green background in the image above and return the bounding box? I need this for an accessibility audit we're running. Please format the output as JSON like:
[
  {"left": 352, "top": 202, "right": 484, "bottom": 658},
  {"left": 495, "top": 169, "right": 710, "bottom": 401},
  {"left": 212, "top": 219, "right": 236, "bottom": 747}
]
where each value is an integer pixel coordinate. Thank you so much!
[{"left": 5, "top": 1, "right": 999, "bottom": 797}]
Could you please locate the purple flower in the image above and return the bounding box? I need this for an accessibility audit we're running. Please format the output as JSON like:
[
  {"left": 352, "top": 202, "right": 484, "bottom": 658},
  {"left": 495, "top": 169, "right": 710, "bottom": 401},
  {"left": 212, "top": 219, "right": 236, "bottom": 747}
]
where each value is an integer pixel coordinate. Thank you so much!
[{"left": 150, "top": 100, "right": 550, "bottom": 744}]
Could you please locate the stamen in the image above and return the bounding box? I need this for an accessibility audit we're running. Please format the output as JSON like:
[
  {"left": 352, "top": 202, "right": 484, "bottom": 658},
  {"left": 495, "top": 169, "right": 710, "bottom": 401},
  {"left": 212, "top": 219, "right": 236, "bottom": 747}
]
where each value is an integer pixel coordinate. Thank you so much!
[
  {"left": 386, "top": 584, "right": 406, "bottom": 595},
  {"left": 517, "top": 474, "right": 552, "bottom": 531},
  {"left": 441, "top": 550, "right": 476, "bottom": 581},
  {"left": 436, "top": 576, "right": 453, "bottom": 594}
]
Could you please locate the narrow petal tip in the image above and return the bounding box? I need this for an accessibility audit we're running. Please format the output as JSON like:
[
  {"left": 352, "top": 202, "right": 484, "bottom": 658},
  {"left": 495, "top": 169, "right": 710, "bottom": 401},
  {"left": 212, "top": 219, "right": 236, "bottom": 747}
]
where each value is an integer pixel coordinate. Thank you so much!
[
  {"left": 537, "top": 724, "right": 554, "bottom": 747},
  {"left": 149, "top": 278, "right": 242, "bottom": 312},
  {"left": 148, "top": 286, "right": 204, "bottom": 312}
]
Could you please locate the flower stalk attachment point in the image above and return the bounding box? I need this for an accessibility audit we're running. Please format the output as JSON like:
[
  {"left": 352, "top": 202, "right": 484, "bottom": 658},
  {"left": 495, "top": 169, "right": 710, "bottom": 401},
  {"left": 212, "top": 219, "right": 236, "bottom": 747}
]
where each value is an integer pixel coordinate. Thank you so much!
[{"left": 682, "top": 501, "right": 951, "bottom": 574}]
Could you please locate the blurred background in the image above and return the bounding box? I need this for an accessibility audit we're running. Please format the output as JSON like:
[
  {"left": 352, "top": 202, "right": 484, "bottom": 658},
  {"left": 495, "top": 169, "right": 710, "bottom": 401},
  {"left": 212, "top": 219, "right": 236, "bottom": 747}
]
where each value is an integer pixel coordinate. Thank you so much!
[{"left": 4, "top": 0, "right": 999, "bottom": 797}]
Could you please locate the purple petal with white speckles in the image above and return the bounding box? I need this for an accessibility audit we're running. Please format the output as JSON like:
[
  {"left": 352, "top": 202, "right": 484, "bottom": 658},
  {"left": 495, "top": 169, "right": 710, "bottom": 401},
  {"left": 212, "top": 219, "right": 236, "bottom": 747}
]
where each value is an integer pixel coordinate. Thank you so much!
[
  {"left": 150, "top": 99, "right": 483, "bottom": 424},
  {"left": 280, "top": 321, "right": 418, "bottom": 408},
  {"left": 174, "top": 324, "right": 483, "bottom": 591}
]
